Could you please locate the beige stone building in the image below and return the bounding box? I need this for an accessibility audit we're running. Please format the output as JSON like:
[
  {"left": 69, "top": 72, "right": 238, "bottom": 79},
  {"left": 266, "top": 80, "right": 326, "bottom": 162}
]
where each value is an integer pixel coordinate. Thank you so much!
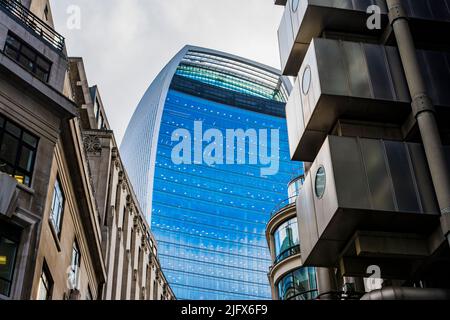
[
  {"left": 0, "top": 0, "right": 174, "bottom": 300},
  {"left": 68, "top": 57, "right": 174, "bottom": 300}
]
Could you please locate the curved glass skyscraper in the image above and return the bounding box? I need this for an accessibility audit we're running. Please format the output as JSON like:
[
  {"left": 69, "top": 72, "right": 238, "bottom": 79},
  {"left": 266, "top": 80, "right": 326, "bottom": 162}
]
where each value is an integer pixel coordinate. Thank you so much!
[{"left": 121, "top": 46, "right": 302, "bottom": 300}]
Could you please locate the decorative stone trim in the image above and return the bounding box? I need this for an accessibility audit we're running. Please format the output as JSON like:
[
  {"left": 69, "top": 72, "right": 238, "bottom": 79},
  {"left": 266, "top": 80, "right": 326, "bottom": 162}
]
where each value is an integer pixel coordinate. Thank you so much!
[{"left": 83, "top": 134, "right": 102, "bottom": 155}]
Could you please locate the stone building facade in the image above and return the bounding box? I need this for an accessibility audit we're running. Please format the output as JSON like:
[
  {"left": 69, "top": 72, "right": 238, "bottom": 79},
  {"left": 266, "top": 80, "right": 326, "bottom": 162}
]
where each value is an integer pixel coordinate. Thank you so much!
[
  {"left": 69, "top": 57, "right": 174, "bottom": 300},
  {"left": 0, "top": 0, "right": 174, "bottom": 300}
]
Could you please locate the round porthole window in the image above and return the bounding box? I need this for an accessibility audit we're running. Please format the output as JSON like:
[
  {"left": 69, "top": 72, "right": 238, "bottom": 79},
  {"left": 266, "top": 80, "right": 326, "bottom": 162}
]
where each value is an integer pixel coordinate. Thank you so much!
[
  {"left": 292, "top": 0, "right": 300, "bottom": 12},
  {"left": 302, "top": 65, "right": 312, "bottom": 95},
  {"left": 315, "top": 166, "right": 326, "bottom": 199}
]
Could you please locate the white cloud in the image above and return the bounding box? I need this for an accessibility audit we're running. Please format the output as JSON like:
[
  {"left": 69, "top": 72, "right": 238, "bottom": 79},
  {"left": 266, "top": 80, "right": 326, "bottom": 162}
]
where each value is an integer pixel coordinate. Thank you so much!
[{"left": 50, "top": 0, "right": 284, "bottom": 144}]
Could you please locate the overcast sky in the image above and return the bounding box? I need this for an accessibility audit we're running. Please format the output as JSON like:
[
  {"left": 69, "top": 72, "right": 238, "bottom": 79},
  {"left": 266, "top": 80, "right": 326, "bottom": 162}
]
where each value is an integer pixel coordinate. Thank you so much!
[{"left": 49, "top": 0, "right": 285, "bottom": 144}]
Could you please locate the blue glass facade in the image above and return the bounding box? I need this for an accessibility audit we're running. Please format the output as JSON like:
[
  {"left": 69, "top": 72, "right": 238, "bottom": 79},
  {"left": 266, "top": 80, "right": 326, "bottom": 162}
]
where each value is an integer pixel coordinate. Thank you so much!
[{"left": 121, "top": 47, "right": 301, "bottom": 300}]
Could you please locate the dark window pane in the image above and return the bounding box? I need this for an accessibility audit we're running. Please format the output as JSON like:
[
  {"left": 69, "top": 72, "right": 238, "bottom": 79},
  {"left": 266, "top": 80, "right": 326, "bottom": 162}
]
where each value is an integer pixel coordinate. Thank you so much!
[
  {"left": 0, "top": 236, "right": 19, "bottom": 297},
  {"left": 0, "top": 133, "right": 19, "bottom": 164},
  {"left": 0, "top": 117, "right": 38, "bottom": 187},
  {"left": 19, "top": 146, "right": 34, "bottom": 172},
  {"left": 5, "top": 36, "right": 20, "bottom": 50},
  {"left": 36, "top": 57, "right": 50, "bottom": 72},
  {"left": 4, "top": 46, "right": 18, "bottom": 60},
  {"left": 20, "top": 45, "right": 36, "bottom": 62},
  {"left": 4, "top": 33, "right": 51, "bottom": 83},
  {"left": 22, "top": 132, "right": 38, "bottom": 148},
  {"left": 34, "top": 68, "right": 49, "bottom": 82},
  {"left": 5, "top": 122, "right": 21, "bottom": 138},
  {"left": 18, "top": 55, "right": 34, "bottom": 73}
]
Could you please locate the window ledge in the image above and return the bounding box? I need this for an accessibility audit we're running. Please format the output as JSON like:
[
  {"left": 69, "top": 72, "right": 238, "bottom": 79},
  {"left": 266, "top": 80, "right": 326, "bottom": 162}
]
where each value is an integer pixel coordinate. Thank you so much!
[
  {"left": 16, "top": 183, "right": 35, "bottom": 196},
  {"left": 0, "top": 293, "right": 11, "bottom": 300},
  {"left": 48, "top": 218, "right": 62, "bottom": 252}
]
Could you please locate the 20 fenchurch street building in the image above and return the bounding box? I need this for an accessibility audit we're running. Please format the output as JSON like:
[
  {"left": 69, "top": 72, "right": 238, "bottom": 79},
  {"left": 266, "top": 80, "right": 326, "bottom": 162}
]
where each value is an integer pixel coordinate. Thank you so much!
[{"left": 120, "top": 46, "right": 302, "bottom": 299}]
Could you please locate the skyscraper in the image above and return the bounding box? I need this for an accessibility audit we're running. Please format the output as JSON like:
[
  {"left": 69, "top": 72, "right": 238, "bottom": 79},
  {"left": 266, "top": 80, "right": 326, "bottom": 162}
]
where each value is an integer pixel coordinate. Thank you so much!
[{"left": 121, "top": 46, "right": 301, "bottom": 299}]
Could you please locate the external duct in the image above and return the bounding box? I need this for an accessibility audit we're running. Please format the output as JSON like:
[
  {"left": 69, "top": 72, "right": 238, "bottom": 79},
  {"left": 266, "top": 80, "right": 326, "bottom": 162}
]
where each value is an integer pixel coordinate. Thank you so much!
[{"left": 361, "top": 287, "right": 450, "bottom": 300}]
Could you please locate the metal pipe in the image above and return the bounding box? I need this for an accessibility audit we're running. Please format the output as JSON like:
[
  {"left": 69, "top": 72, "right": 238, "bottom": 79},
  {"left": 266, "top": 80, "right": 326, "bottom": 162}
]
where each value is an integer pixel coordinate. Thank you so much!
[
  {"left": 361, "top": 287, "right": 450, "bottom": 300},
  {"left": 386, "top": 1, "right": 450, "bottom": 237}
]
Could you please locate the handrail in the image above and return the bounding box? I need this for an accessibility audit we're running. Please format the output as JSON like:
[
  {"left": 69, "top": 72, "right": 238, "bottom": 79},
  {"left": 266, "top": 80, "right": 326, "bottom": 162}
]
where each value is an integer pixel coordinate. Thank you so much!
[
  {"left": 270, "top": 196, "right": 297, "bottom": 218},
  {"left": 0, "top": 0, "right": 65, "bottom": 53},
  {"left": 274, "top": 244, "right": 300, "bottom": 264},
  {"left": 286, "top": 289, "right": 319, "bottom": 301}
]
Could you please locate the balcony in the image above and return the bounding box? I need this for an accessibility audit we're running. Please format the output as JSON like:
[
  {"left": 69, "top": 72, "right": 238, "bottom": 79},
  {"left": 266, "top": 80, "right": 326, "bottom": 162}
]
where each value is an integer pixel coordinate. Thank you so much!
[
  {"left": 297, "top": 135, "right": 445, "bottom": 268},
  {"left": 275, "top": 244, "right": 300, "bottom": 265},
  {"left": 0, "top": 0, "right": 71, "bottom": 97},
  {"left": 0, "top": 0, "right": 65, "bottom": 53},
  {"left": 278, "top": 0, "right": 450, "bottom": 76},
  {"left": 286, "top": 38, "right": 450, "bottom": 162}
]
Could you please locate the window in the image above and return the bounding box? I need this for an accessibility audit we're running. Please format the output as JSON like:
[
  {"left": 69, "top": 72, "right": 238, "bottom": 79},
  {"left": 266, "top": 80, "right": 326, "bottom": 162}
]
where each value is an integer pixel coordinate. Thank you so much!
[
  {"left": 98, "top": 113, "right": 104, "bottom": 130},
  {"left": 302, "top": 65, "right": 312, "bottom": 95},
  {"left": 315, "top": 166, "right": 326, "bottom": 199},
  {"left": 292, "top": 0, "right": 300, "bottom": 13},
  {"left": 68, "top": 241, "right": 81, "bottom": 290},
  {"left": 0, "top": 223, "right": 20, "bottom": 297},
  {"left": 273, "top": 217, "right": 300, "bottom": 264},
  {"left": 50, "top": 177, "right": 65, "bottom": 235},
  {"left": 0, "top": 114, "right": 38, "bottom": 187},
  {"left": 86, "top": 286, "right": 93, "bottom": 300},
  {"left": 44, "top": 5, "right": 49, "bottom": 21},
  {"left": 277, "top": 267, "right": 318, "bottom": 301},
  {"left": 37, "top": 262, "right": 53, "bottom": 300},
  {"left": 3, "top": 32, "right": 52, "bottom": 82},
  {"left": 153, "top": 280, "right": 158, "bottom": 300}
]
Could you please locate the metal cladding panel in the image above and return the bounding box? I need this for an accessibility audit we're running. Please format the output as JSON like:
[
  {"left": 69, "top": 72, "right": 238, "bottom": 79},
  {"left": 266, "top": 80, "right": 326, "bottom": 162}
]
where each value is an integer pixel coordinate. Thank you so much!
[
  {"left": 328, "top": 136, "right": 440, "bottom": 216},
  {"left": 285, "top": 77, "right": 303, "bottom": 159},
  {"left": 277, "top": 3, "right": 298, "bottom": 75},
  {"left": 297, "top": 173, "right": 318, "bottom": 264},
  {"left": 300, "top": 135, "right": 442, "bottom": 266},
  {"left": 278, "top": 0, "right": 388, "bottom": 75},
  {"left": 291, "top": 38, "right": 450, "bottom": 162},
  {"left": 407, "top": 143, "right": 440, "bottom": 214},
  {"left": 278, "top": 0, "right": 450, "bottom": 76}
]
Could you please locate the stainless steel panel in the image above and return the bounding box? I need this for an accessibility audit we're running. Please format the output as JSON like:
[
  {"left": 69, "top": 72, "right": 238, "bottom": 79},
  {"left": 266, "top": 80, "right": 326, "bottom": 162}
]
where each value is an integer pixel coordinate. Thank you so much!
[
  {"left": 277, "top": 0, "right": 450, "bottom": 76},
  {"left": 342, "top": 41, "right": 371, "bottom": 98},
  {"left": 289, "top": 38, "right": 450, "bottom": 162},
  {"left": 291, "top": 38, "right": 411, "bottom": 161},
  {"left": 407, "top": 143, "right": 440, "bottom": 214},
  {"left": 285, "top": 77, "right": 303, "bottom": 159},
  {"left": 384, "top": 141, "right": 421, "bottom": 212},
  {"left": 329, "top": 136, "right": 371, "bottom": 210},
  {"left": 297, "top": 172, "right": 318, "bottom": 262},
  {"left": 299, "top": 135, "right": 442, "bottom": 266},
  {"left": 278, "top": 5, "right": 296, "bottom": 75},
  {"left": 359, "top": 138, "right": 396, "bottom": 211}
]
